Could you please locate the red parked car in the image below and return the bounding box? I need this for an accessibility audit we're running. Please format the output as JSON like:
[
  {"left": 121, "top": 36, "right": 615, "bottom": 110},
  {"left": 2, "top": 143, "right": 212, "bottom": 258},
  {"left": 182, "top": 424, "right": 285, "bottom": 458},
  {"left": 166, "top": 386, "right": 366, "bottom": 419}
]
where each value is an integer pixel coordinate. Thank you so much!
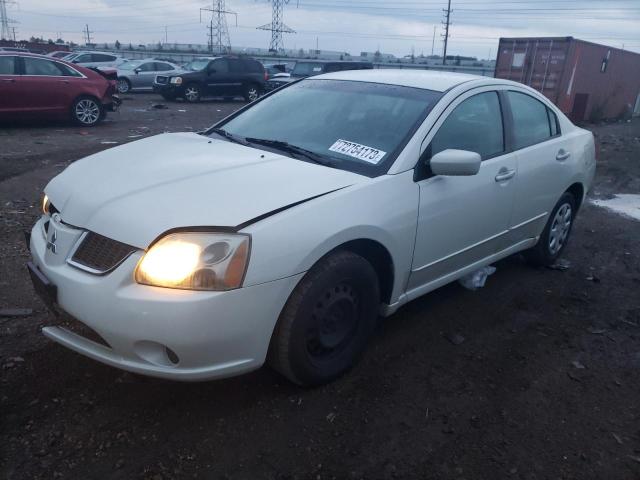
[{"left": 0, "top": 52, "right": 120, "bottom": 127}]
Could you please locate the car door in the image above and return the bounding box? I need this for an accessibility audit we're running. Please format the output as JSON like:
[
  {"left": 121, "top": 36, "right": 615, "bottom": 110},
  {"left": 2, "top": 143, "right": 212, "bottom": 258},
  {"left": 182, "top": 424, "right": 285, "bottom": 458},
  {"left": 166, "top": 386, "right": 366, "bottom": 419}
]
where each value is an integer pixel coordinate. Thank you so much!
[
  {"left": 504, "top": 90, "right": 573, "bottom": 242},
  {"left": 19, "top": 56, "right": 78, "bottom": 114},
  {"left": 72, "top": 53, "right": 93, "bottom": 67},
  {"left": 205, "top": 58, "right": 232, "bottom": 96},
  {"left": 407, "top": 88, "right": 517, "bottom": 292},
  {"left": 0, "top": 55, "right": 20, "bottom": 116},
  {"left": 130, "top": 61, "right": 157, "bottom": 89}
]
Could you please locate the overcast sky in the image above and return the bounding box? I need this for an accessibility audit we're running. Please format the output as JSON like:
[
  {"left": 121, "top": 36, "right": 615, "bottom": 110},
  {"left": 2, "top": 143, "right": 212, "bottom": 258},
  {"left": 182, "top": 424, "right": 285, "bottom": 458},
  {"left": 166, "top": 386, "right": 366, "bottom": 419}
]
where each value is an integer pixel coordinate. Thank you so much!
[{"left": 8, "top": 0, "right": 640, "bottom": 59}]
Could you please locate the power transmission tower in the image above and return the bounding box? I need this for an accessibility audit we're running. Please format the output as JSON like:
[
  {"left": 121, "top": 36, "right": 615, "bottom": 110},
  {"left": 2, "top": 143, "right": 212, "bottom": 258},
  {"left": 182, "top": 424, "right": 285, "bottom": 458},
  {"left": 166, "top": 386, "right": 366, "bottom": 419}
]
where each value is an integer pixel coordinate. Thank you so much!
[
  {"left": 257, "top": 0, "right": 295, "bottom": 53},
  {"left": 0, "top": 0, "right": 18, "bottom": 41},
  {"left": 200, "top": 0, "right": 236, "bottom": 54},
  {"left": 441, "top": 0, "right": 452, "bottom": 65},
  {"left": 83, "top": 24, "right": 93, "bottom": 46}
]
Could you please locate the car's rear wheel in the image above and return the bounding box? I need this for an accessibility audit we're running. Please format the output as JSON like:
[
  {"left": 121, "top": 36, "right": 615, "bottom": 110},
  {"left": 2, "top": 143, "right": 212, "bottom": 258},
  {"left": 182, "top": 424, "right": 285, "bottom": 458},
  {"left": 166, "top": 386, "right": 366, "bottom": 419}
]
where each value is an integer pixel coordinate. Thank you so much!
[
  {"left": 183, "top": 84, "right": 201, "bottom": 102},
  {"left": 243, "top": 84, "right": 261, "bottom": 102},
  {"left": 525, "top": 192, "right": 576, "bottom": 266},
  {"left": 117, "top": 78, "right": 131, "bottom": 94},
  {"left": 268, "top": 250, "right": 380, "bottom": 386},
  {"left": 71, "top": 97, "right": 103, "bottom": 127}
]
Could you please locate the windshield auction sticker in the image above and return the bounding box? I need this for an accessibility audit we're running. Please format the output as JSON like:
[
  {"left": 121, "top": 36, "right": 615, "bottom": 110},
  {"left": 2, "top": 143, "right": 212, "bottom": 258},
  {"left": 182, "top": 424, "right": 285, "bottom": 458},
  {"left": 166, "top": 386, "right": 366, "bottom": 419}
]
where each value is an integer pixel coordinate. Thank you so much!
[{"left": 328, "top": 139, "right": 387, "bottom": 164}]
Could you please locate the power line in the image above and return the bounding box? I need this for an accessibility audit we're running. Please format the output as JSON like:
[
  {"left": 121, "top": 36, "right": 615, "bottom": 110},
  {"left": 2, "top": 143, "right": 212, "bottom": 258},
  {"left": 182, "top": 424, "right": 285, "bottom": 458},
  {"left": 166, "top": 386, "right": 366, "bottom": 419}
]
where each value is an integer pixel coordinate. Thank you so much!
[
  {"left": 83, "top": 23, "right": 93, "bottom": 45},
  {"left": 200, "top": 0, "right": 236, "bottom": 54},
  {"left": 0, "top": 0, "right": 18, "bottom": 41},
  {"left": 441, "top": 0, "right": 451, "bottom": 65},
  {"left": 257, "top": 0, "right": 296, "bottom": 52}
]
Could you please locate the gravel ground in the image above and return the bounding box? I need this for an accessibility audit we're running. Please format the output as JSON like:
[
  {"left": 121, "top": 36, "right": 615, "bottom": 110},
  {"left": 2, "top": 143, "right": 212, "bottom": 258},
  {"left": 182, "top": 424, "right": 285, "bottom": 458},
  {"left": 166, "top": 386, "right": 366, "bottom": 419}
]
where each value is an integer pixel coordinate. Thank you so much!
[{"left": 1, "top": 95, "right": 639, "bottom": 480}]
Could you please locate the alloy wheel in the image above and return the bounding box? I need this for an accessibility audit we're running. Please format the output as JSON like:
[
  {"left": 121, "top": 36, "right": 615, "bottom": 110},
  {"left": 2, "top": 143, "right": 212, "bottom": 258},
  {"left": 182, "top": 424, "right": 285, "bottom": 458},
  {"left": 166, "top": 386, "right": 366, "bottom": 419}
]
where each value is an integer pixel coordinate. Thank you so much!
[
  {"left": 185, "top": 86, "right": 199, "bottom": 102},
  {"left": 117, "top": 79, "right": 130, "bottom": 93},
  {"left": 247, "top": 87, "right": 259, "bottom": 102},
  {"left": 75, "top": 99, "right": 100, "bottom": 125},
  {"left": 548, "top": 203, "right": 572, "bottom": 255}
]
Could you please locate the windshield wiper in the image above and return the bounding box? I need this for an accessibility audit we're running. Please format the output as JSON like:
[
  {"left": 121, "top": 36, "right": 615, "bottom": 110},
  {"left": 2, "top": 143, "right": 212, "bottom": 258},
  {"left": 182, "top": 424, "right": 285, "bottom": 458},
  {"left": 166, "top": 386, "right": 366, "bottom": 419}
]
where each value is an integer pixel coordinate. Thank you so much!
[
  {"left": 209, "top": 128, "right": 248, "bottom": 146},
  {"left": 244, "top": 137, "right": 332, "bottom": 167}
]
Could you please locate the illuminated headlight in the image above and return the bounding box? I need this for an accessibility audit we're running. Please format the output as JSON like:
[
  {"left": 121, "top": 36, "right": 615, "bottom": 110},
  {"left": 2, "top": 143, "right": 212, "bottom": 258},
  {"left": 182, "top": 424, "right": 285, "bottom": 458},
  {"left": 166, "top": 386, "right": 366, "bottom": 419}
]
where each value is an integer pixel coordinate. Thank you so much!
[
  {"left": 135, "top": 232, "right": 250, "bottom": 291},
  {"left": 41, "top": 194, "right": 50, "bottom": 215},
  {"left": 170, "top": 76, "right": 182, "bottom": 85}
]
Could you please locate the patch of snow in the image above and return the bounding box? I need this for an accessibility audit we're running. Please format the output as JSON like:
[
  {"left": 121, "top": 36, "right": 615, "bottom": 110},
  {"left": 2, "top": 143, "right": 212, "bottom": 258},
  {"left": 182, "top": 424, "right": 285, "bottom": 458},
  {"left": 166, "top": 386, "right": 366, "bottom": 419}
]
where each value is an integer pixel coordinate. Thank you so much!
[{"left": 591, "top": 194, "right": 640, "bottom": 222}]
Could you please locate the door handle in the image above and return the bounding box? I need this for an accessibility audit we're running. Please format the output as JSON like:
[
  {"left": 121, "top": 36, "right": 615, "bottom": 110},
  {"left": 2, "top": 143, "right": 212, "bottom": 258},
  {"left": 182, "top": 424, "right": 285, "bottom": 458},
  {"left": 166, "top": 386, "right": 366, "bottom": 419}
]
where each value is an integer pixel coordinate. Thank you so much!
[
  {"left": 556, "top": 149, "right": 571, "bottom": 161},
  {"left": 495, "top": 168, "right": 516, "bottom": 182}
]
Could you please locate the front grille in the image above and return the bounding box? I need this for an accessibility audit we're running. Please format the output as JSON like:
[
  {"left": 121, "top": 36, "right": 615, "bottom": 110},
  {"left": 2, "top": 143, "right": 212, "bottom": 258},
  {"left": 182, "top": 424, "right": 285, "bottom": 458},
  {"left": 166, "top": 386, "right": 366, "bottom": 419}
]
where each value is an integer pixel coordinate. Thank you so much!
[
  {"left": 156, "top": 75, "right": 168, "bottom": 84},
  {"left": 70, "top": 232, "right": 137, "bottom": 274}
]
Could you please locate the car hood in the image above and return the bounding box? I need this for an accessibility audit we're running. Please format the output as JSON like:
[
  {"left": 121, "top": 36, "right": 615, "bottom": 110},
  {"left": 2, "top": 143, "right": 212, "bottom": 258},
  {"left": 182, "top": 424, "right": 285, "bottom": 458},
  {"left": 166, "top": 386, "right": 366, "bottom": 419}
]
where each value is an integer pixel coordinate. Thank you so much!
[{"left": 45, "top": 132, "right": 365, "bottom": 248}]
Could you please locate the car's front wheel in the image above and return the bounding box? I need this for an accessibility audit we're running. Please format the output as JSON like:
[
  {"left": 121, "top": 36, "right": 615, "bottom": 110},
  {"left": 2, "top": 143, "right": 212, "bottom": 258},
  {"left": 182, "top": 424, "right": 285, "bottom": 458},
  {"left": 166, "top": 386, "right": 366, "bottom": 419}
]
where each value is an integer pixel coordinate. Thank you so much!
[
  {"left": 183, "top": 84, "right": 201, "bottom": 102},
  {"left": 71, "top": 97, "right": 103, "bottom": 127},
  {"left": 269, "top": 250, "right": 380, "bottom": 386},
  {"left": 525, "top": 192, "right": 577, "bottom": 266},
  {"left": 117, "top": 78, "right": 131, "bottom": 94}
]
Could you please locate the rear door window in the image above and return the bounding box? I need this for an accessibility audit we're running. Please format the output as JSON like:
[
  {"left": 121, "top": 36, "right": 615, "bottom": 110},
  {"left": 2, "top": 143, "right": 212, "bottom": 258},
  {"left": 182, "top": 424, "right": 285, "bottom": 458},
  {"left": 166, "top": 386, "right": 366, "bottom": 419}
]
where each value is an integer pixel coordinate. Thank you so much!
[
  {"left": 92, "top": 54, "right": 116, "bottom": 62},
  {"left": 154, "top": 62, "right": 174, "bottom": 71},
  {"left": 138, "top": 62, "right": 156, "bottom": 72},
  {"left": 0, "top": 56, "right": 16, "bottom": 74},
  {"left": 23, "top": 57, "right": 66, "bottom": 76},
  {"left": 507, "top": 91, "right": 554, "bottom": 149},
  {"left": 430, "top": 91, "right": 505, "bottom": 160}
]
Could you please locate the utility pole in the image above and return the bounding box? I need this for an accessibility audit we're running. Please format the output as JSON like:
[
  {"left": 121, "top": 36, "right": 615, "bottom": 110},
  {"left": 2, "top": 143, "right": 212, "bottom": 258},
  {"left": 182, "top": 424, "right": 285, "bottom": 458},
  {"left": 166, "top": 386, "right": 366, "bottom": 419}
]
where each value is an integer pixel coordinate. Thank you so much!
[
  {"left": 0, "top": 0, "right": 18, "bottom": 41},
  {"left": 200, "top": 0, "right": 236, "bottom": 54},
  {"left": 431, "top": 25, "right": 436, "bottom": 56},
  {"left": 164, "top": 25, "right": 168, "bottom": 45},
  {"left": 441, "top": 0, "right": 452, "bottom": 65},
  {"left": 257, "top": 0, "right": 295, "bottom": 53},
  {"left": 83, "top": 24, "right": 93, "bottom": 46},
  {"left": 11, "top": 26, "right": 17, "bottom": 41}
]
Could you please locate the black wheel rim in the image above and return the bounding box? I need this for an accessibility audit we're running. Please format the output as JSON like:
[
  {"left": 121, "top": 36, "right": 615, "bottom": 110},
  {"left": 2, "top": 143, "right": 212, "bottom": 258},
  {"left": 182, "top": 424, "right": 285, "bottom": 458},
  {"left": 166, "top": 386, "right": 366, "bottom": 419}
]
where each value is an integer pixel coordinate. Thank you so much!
[{"left": 306, "top": 283, "right": 360, "bottom": 362}]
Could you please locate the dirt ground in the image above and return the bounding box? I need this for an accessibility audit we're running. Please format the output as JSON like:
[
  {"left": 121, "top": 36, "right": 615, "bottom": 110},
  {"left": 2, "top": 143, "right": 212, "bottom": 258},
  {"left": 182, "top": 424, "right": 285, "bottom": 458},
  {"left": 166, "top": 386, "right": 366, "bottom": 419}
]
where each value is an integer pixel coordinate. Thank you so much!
[{"left": 1, "top": 95, "right": 639, "bottom": 480}]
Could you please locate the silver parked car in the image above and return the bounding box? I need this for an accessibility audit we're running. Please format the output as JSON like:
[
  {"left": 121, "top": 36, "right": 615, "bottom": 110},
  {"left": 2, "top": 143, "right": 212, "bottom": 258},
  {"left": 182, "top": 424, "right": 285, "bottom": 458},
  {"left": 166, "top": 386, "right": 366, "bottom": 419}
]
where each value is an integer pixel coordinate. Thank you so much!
[
  {"left": 65, "top": 51, "right": 126, "bottom": 68},
  {"left": 116, "top": 59, "right": 179, "bottom": 93}
]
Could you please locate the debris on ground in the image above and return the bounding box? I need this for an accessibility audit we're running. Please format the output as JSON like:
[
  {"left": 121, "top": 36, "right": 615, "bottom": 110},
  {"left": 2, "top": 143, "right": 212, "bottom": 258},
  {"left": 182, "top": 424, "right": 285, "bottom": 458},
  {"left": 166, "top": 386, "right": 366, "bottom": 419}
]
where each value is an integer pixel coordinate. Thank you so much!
[
  {"left": 587, "top": 326, "right": 607, "bottom": 334},
  {"left": 0, "top": 308, "right": 33, "bottom": 318},
  {"left": 151, "top": 104, "right": 168, "bottom": 110},
  {"left": 586, "top": 274, "right": 601, "bottom": 283},
  {"left": 100, "top": 141, "right": 118, "bottom": 145},
  {"left": 458, "top": 266, "right": 496, "bottom": 290},
  {"left": 548, "top": 259, "right": 571, "bottom": 271},
  {"left": 571, "top": 360, "right": 586, "bottom": 369},
  {"left": 445, "top": 332, "right": 466, "bottom": 345}
]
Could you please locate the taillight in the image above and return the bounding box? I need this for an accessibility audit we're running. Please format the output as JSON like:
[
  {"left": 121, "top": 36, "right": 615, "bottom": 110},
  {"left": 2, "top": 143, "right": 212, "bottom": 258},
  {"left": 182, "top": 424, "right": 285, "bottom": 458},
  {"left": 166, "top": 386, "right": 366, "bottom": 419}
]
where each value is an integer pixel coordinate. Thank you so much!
[{"left": 264, "top": 71, "right": 268, "bottom": 81}]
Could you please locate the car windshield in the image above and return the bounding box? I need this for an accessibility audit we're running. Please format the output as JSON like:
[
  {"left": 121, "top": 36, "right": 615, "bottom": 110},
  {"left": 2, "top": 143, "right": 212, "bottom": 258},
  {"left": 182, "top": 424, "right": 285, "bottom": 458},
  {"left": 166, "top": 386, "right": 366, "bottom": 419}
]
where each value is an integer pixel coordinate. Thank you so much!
[
  {"left": 216, "top": 79, "right": 441, "bottom": 177},
  {"left": 184, "top": 59, "right": 211, "bottom": 71},
  {"left": 292, "top": 62, "right": 325, "bottom": 77}
]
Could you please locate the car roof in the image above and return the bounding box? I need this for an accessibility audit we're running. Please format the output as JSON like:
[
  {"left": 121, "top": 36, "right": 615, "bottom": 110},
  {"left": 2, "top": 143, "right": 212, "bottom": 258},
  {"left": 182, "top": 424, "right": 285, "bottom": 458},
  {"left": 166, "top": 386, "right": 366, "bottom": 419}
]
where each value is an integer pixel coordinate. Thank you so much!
[{"left": 316, "top": 68, "right": 508, "bottom": 92}]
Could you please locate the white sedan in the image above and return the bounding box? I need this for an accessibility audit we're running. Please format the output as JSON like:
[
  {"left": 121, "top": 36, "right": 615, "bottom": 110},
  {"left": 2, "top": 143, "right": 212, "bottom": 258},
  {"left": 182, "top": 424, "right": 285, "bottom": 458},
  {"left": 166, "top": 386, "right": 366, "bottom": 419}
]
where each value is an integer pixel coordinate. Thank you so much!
[{"left": 28, "top": 70, "right": 596, "bottom": 386}]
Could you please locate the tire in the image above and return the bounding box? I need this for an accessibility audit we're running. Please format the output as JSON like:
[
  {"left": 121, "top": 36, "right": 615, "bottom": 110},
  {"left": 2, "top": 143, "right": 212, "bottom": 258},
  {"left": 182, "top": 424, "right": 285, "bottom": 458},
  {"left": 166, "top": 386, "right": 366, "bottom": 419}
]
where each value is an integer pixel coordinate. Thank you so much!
[
  {"left": 183, "top": 84, "right": 201, "bottom": 103},
  {"left": 243, "top": 83, "right": 261, "bottom": 102},
  {"left": 71, "top": 96, "right": 103, "bottom": 127},
  {"left": 268, "top": 250, "right": 380, "bottom": 386},
  {"left": 525, "top": 192, "right": 577, "bottom": 266},
  {"left": 161, "top": 93, "right": 176, "bottom": 101},
  {"left": 116, "top": 78, "right": 131, "bottom": 94}
]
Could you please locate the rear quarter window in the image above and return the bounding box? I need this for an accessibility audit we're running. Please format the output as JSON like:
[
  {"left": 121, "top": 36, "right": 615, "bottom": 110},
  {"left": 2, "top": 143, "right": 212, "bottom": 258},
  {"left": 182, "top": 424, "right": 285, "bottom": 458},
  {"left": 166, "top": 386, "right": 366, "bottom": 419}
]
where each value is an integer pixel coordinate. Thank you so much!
[{"left": 507, "top": 91, "right": 554, "bottom": 149}]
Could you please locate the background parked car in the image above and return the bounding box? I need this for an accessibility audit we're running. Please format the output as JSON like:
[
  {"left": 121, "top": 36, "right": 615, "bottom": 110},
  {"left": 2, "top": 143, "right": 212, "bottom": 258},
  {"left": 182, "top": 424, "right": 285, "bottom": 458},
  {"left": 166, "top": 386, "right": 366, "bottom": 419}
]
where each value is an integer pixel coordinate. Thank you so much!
[
  {"left": 0, "top": 53, "right": 120, "bottom": 126},
  {"left": 153, "top": 56, "right": 266, "bottom": 102},
  {"left": 116, "top": 59, "right": 178, "bottom": 93},
  {"left": 265, "top": 60, "right": 373, "bottom": 91},
  {"left": 46, "top": 51, "right": 72, "bottom": 59},
  {"left": 64, "top": 51, "right": 126, "bottom": 68}
]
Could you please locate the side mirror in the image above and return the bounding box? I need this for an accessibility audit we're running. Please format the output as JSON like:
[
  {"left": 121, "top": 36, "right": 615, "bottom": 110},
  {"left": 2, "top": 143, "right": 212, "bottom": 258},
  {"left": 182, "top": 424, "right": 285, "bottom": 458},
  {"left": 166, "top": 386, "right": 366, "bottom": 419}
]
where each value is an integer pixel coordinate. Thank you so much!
[
  {"left": 134, "top": 68, "right": 141, "bottom": 74},
  {"left": 430, "top": 149, "right": 481, "bottom": 176}
]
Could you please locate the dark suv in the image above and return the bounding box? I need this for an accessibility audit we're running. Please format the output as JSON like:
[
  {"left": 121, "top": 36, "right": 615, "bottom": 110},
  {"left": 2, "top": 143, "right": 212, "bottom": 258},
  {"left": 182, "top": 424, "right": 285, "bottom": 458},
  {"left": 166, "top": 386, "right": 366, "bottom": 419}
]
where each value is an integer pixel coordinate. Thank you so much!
[{"left": 153, "top": 56, "right": 266, "bottom": 102}]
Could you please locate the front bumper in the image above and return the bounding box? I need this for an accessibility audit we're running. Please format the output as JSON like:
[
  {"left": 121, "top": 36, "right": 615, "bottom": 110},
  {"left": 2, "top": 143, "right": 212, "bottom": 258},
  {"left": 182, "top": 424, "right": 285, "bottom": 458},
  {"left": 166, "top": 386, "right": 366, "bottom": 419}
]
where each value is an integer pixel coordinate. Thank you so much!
[
  {"left": 152, "top": 83, "right": 183, "bottom": 96},
  {"left": 29, "top": 217, "right": 303, "bottom": 381}
]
